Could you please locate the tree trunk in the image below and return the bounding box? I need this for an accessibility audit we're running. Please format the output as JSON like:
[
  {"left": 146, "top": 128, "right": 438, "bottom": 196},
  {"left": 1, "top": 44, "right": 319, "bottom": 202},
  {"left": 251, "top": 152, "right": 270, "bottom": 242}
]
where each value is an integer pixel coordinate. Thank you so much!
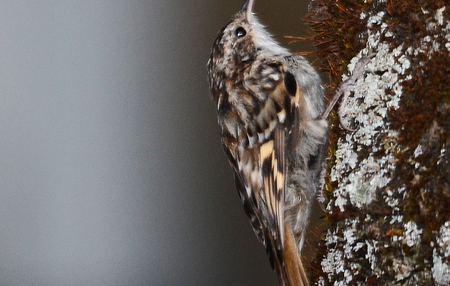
[{"left": 307, "top": 1, "right": 450, "bottom": 285}]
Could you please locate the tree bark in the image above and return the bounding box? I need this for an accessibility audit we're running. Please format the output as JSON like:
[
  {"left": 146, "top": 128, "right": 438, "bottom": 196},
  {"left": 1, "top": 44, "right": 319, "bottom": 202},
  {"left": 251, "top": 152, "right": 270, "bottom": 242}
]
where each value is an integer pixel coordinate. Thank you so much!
[{"left": 307, "top": 1, "right": 450, "bottom": 285}]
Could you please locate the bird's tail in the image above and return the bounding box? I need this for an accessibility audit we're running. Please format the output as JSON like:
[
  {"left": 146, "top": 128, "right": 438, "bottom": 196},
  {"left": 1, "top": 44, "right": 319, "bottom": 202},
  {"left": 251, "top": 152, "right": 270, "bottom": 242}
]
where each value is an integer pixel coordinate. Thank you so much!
[{"left": 274, "top": 222, "right": 309, "bottom": 286}]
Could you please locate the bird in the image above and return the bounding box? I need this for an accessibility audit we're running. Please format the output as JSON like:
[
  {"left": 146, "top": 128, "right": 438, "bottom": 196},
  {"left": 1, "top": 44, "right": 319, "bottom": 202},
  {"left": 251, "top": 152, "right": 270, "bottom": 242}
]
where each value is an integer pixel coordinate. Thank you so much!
[{"left": 207, "top": 0, "right": 328, "bottom": 285}]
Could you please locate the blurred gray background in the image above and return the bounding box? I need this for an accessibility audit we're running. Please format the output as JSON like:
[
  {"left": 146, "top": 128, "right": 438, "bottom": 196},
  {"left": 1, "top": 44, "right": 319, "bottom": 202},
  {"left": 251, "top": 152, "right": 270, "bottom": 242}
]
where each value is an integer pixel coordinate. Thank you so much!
[{"left": 0, "top": 1, "right": 316, "bottom": 285}]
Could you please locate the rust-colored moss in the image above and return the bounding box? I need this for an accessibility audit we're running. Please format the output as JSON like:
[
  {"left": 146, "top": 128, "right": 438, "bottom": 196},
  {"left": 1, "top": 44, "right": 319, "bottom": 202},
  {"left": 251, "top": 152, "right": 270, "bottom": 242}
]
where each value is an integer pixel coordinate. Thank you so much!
[
  {"left": 390, "top": 43, "right": 450, "bottom": 237},
  {"left": 306, "top": 0, "right": 368, "bottom": 79},
  {"left": 307, "top": 0, "right": 450, "bottom": 284}
]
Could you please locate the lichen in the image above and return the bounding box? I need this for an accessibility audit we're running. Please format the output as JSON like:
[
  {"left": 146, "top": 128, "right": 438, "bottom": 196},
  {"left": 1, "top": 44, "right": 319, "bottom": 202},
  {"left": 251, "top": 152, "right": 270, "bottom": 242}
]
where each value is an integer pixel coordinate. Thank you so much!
[
  {"left": 432, "top": 222, "right": 450, "bottom": 285},
  {"left": 403, "top": 221, "right": 423, "bottom": 248},
  {"left": 308, "top": 0, "right": 450, "bottom": 285}
]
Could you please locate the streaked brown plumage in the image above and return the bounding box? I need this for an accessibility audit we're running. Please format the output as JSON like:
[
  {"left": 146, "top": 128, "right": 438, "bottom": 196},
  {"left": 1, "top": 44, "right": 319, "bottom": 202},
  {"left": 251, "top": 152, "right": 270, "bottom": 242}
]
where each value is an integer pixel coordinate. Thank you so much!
[{"left": 207, "top": 1, "right": 328, "bottom": 285}]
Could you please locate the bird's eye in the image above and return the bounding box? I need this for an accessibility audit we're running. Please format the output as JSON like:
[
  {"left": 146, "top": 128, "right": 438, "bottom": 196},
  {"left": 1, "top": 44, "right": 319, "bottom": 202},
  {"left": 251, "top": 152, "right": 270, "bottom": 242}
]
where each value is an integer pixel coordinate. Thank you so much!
[{"left": 235, "top": 27, "right": 247, "bottom": 38}]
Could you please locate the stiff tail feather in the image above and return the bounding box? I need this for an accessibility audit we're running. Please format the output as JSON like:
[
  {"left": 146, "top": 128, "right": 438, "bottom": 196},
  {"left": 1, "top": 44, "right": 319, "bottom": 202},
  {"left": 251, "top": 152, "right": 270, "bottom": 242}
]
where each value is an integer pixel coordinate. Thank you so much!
[{"left": 274, "top": 223, "right": 309, "bottom": 286}]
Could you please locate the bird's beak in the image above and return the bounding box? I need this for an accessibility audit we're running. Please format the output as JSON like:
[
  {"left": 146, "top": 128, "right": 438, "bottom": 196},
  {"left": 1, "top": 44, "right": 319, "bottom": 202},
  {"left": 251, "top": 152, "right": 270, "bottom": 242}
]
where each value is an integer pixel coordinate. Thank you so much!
[{"left": 240, "top": 0, "right": 254, "bottom": 21}]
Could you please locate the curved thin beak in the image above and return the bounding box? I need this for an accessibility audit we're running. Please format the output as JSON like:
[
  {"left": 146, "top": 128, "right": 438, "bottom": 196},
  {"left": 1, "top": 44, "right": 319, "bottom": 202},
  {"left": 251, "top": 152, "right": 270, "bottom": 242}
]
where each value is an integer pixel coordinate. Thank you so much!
[{"left": 240, "top": 0, "right": 254, "bottom": 21}]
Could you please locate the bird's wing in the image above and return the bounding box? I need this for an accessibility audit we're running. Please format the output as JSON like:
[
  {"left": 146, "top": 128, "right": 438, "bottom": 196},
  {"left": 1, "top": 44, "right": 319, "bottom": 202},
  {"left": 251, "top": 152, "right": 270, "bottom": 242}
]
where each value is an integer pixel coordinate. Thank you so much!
[{"left": 223, "top": 61, "right": 309, "bottom": 286}]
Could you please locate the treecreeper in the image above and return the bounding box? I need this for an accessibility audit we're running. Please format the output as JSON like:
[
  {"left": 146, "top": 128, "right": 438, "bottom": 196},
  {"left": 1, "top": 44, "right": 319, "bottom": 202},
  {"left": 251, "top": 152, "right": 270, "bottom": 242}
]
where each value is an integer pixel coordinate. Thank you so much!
[{"left": 207, "top": 1, "right": 329, "bottom": 285}]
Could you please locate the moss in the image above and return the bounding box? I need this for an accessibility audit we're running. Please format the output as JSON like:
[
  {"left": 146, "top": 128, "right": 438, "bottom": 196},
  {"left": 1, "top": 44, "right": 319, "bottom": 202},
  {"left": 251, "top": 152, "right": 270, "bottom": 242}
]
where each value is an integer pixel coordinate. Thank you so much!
[
  {"left": 390, "top": 40, "right": 450, "bottom": 236},
  {"left": 306, "top": 0, "right": 368, "bottom": 79},
  {"left": 307, "top": 0, "right": 450, "bottom": 284},
  {"left": 386, "top": 4, "right": 450, "bottom": 280}
]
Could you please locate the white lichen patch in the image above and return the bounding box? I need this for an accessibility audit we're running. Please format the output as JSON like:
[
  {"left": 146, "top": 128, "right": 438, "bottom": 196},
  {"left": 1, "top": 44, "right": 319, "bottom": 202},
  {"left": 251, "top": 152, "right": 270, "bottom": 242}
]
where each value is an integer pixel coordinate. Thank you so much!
[
  {"left": 322, "top": 5, "right": 450, "bottom": 284},
  {"left": 390, "top": 215, "right": 404, "bottom": 224},
  {"left": 403, "top": 221, "right": 423, "bottom": 247},
  {"left": 436, "top": 7, "right": 445, "bottom": 25},
  {"left": 330, "top": 4, "right": 450, "bottom": 216},
  {"left": 392, "top": 257, "right": 413, "bottom": 281},
  {"left": 432, "top": 222, "right": 450, "bottom": 285},
  {"left": 366, "top": 239, "right": 379, "bottom": 272},
  {"left": 436, "top": 222, "right": 450, "bottom": 257},
  {"left": 384, "top": 186, "right": 407, "bottom": 215},
  {"left": 433, "top": 251, "right": 450, "bottom": 286},
  {"left": 342, "top": 227, "right": 356, "bottom": 257},
  {"left": 322, "top": 219, "right": 377, "bottom": 284},
  {"left": 414, "top": 145, "right": 423, "bottom": 158},
  {"left": 322, "top": 247, "right": 345, "bottom": 280},
  {"left": 437, "top": 147, "right": 447, "bottom": 165},
  {"left": 330, "top": 39, "right": 405, "bottom": 213},
  {"left": 421, "top": 6, "right": 450, "bottom": 55},
  {"left": 384, "top": 189, "right": 399, "bottom": 209}
]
